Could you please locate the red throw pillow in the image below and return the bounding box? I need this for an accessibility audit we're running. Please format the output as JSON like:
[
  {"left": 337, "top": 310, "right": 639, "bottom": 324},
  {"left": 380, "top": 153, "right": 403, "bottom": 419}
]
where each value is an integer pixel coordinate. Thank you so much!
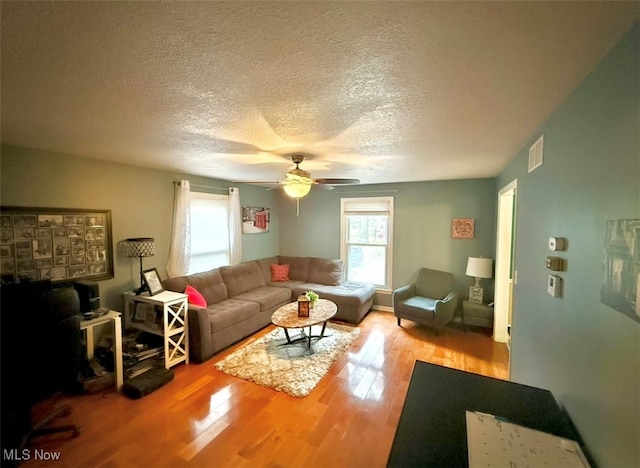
[
  {"left": 185, "top": 285, "right": 207, "bottom": 307},
  {"left": 271, "top": 264, "right": 290, "bottom": 282}
]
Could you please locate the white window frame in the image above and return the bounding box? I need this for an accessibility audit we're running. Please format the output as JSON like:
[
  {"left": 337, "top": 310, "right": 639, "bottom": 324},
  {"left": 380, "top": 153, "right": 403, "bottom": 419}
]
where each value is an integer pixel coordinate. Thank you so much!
[
  {"left": 188, "top": 191, "right": 230, "bottom": 274},
  {"left": 340, "top": 196, "right": 394, "bottom": 291}
]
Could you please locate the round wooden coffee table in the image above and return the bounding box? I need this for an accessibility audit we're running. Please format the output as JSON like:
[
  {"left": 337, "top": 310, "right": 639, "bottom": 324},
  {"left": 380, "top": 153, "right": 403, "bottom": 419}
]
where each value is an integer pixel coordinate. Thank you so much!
[{"left": 271, "top": 298, "right": 338, "bottom": 350}]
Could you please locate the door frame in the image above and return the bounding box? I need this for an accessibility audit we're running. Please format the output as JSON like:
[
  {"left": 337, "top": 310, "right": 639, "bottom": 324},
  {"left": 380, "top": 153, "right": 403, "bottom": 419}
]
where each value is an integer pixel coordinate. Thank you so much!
[{"left": 494, "top": 179, "right": 517, "bottom": 347}]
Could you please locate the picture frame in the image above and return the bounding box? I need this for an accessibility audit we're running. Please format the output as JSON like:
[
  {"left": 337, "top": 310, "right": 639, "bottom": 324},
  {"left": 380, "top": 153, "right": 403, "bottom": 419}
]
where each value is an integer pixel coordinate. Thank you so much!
[
  {"left": 134, "top": 302, "right": 154, "bottom": 323},
  {"left": 452, "top": 218, "right": 475, "bottom": 239},
  {"left": 469, "top": 286, "right": 484, "bottom": 304},
  {"left": 242, "top": 206, "right": 270, "bottom": 234},
  {"left": 142, "top": 268, "right": 164, "bottom": 296},
  {"left": 601, "top": 219, "right": 640, "bottom": 323},
  {"left": 298, "top": 295, "right": 310, "bottom": 317},
  {"left": 144, "top": 306, "right": 161, "bottom": 330},
  {"left": 0, "top": 206, "right": 114, "bottom": 285}
]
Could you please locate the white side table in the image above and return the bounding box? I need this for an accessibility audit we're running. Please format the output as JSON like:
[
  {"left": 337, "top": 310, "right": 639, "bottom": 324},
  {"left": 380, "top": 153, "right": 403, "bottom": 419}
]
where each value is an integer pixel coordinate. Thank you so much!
[
  {"left": 80, "top": 310, "right": 123, "bottom": 390},
  {"left": 123, "top": 291, "right": 189, "bottom": 369}
]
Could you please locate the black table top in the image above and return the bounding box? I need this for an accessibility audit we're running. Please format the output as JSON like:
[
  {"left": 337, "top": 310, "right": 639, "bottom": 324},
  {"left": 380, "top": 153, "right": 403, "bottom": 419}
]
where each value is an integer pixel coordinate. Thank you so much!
[{"left": 387, "top": 361, "right": 579, "bottom": 467}]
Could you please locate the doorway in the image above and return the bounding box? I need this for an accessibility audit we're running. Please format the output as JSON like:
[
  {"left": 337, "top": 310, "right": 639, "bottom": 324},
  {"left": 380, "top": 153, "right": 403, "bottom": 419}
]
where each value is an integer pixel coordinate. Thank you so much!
[{"left": 494, "top": 179, "right": 517, "bottom": 355}]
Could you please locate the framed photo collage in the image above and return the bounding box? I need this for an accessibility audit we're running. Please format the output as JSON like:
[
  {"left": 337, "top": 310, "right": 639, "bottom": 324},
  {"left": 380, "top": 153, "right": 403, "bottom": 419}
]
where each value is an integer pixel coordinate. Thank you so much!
[{"left": 0, "top": 207, "right": 114, "bottom": 285}]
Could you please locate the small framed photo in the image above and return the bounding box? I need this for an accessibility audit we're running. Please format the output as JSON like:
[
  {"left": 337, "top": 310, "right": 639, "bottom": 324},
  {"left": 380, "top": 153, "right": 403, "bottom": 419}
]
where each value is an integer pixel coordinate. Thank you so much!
[
  {"left": 134, "top": 302, "right": 153, "bottom": 322},
  {"left": 297, "top": 295, "right": 310, "bottom": 318},
  {"left": 142, "top": 268, "right": 164, "bottom": 296},
  {"left": 469, "top": 286, "right": 484, "bottom": 304},
  {"left": 144, "top": 306, "right": 160, "bottom": 330}
]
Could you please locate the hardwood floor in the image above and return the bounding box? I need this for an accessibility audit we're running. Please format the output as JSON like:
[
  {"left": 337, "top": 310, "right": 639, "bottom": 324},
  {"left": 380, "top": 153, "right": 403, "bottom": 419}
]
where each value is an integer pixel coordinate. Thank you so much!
[{"left": 24, "top": 311, "right": 509, "bottom": 467}]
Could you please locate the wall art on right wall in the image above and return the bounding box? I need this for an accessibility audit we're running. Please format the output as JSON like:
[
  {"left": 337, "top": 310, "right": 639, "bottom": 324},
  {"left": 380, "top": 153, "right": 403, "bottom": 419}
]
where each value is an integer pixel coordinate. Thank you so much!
[
  {"left": 601, "top": 219, "right": 640, "bottom": 323},
  {"left": 452, "top": 218, "right": 475, "bottom": 239}
]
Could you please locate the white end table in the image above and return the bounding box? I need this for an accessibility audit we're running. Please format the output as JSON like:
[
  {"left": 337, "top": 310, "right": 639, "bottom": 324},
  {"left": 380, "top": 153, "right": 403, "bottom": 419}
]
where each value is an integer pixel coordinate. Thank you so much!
[
  {"left": 123, "top": 291, "right": 189, "bottom": 369},
  {"left": 80, "top": 310, "right": 123, "bottom": 390}
]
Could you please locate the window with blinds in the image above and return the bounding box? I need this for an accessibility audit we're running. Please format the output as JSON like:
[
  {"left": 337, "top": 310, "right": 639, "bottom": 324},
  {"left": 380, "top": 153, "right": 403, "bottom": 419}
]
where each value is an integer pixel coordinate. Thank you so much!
[{"left": 340, "top": 196, "right": 394, "bottom": 289}]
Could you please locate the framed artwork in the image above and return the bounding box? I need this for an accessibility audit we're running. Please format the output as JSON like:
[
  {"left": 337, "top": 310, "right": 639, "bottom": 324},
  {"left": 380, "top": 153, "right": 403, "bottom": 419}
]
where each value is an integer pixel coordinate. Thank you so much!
[
  {"left": 142, "top": 268, "right": 164, "bottom": 296},
  {"left": 0, "top": 206, "right": 113, "bottom": 285},
  {"left": 242, "top": 206, "right": 270, "bottom": 234},
  {"left": 452, "top": 218, "right": 475, "bottom": 239},
  {"left": 601, "top": 219, "right": 640, "bottom": 323}
]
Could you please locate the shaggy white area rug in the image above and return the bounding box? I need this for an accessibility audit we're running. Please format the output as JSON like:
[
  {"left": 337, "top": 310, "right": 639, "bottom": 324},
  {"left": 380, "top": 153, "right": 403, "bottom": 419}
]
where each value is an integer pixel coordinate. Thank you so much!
[{"left": 214, "top": 323, "right": 360, "bottom": 397}]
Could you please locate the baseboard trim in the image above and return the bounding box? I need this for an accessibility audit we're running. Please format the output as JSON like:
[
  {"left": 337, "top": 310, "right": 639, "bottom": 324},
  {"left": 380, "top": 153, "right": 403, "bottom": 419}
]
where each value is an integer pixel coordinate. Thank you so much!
[{"left": 373, "top": 305, "right": 393, "bottom": 313}]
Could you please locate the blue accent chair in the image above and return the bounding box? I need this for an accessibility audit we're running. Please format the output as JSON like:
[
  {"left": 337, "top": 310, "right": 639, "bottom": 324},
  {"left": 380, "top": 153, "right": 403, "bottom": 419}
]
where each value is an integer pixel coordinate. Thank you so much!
[{"left": 392, "top": 268, "right": 459, "bottom": 334}]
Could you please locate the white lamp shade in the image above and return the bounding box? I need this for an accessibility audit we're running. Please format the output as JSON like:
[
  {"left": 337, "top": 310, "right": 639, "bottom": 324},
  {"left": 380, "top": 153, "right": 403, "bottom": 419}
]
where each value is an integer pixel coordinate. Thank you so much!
[
  {"left": 282, "top": 180, "right": 312, "bottom": 199},
  {"left": 466, "top": 257, "right": 493, "bottom": 278}
]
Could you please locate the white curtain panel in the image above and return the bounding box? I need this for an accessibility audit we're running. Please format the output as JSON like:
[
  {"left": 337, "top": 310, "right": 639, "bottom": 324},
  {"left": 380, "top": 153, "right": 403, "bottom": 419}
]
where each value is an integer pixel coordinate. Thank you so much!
[
  {"left": 229, "top": 187, "right": 242, "bottom": 264},
  {"left": 166, "top": 180, "right": 192, "bottom": 277}
]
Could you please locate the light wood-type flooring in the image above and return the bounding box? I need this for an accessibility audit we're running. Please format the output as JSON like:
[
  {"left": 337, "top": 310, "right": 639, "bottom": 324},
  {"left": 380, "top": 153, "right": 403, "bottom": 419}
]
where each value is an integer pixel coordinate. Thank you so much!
[{"left": 23, "top": 310, "right": 509, "bottom": 467}]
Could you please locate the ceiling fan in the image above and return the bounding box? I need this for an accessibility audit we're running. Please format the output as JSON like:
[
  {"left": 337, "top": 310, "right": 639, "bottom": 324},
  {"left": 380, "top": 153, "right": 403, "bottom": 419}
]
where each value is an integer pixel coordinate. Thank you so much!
[{"left": 241, "top": 154, "right": 360, "bottom": 200}]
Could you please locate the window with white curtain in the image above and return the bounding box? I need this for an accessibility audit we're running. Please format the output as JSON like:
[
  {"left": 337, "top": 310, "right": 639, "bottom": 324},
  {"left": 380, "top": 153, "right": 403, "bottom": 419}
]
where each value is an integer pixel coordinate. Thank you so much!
[
  {"left": 188, "top": 192, "right": 229, "bottom": 274},
  {"left": 340, "top": 196, "right": 394, "bottom": 289}
]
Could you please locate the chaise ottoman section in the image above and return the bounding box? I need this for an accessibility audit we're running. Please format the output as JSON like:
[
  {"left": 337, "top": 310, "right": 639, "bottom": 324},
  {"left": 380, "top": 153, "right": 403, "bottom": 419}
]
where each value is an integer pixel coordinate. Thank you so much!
[{"left": 291, "top": 281, "right": 375, "bottom": 324}]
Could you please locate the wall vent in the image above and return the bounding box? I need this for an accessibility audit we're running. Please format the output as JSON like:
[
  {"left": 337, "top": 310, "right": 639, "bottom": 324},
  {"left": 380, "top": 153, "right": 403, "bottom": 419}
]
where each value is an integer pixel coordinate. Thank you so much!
[{"left": 528, "top": 135, "right": 544, "bottom": 173}]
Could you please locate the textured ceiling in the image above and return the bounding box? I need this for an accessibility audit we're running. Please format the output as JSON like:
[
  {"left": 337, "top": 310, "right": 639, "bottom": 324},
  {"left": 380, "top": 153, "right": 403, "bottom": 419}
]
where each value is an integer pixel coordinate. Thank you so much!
[{"left": 1, "top": 1, "right": 638, "bottom": 185}]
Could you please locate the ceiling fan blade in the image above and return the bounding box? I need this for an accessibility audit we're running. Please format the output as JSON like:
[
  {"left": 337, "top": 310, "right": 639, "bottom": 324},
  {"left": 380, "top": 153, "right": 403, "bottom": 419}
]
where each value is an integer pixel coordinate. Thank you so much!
[
  {"left": 314, "top": 178, "right": 360, "bottom": 185},
  {"left": 233, "top": 180, "right": 283, "bottom": 188},
  {"left": 314, "top": 184, "right": 335, "bottom": 191}
]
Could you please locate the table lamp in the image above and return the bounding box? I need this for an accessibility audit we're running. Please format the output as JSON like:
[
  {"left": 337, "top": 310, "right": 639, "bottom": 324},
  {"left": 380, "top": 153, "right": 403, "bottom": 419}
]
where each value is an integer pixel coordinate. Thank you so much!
[
  {"left": 466, "top": 257, "right": 493, "bottom": 304},
  {"left": 125, "top": 237, "right": 155, "bottom": 294}
]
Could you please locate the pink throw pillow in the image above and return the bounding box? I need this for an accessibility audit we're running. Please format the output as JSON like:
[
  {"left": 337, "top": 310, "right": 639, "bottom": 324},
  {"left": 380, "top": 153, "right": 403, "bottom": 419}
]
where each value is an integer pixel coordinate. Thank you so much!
[
  {"left": 271, "top": 264, "right": 290, "bottom": 282},
  {"left": 185, "top": 285, "right": 207, "bottom": 307}
]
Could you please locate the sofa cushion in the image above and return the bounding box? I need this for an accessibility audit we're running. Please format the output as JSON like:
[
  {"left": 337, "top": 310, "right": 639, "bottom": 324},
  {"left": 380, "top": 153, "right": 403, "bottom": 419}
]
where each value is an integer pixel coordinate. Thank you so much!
[
  {"left": 278, "top": 256, "right": 312, "bottom": 281},
  {"left": 163, "top": 276, "right": 188, "bottom": 296},
  {"left": 233, "top": 286, "right": 292, "bottom": 312},
  {"left": 402, "top": 296, "right": 437, "bottom": 313},
  {"left": 268, "top": 279, "right": 306, "bottom": 292},
  {"left": 207, "top": 299, "right": 261, "bottom": 332},
  {"left": 255, "top": 256, "right": 279, "bottom": 283},
  {"left": 307, "top": 257, "right": 343, "bottom": 285},
  {"left": 271, "top": 264, "right": 290, "bottom": 282},
  {"left": 219, "top": 261, "right": 266, "bottom": 297},
  {"left": 185, "top": 285, "right": 207, "bottom": 307}
]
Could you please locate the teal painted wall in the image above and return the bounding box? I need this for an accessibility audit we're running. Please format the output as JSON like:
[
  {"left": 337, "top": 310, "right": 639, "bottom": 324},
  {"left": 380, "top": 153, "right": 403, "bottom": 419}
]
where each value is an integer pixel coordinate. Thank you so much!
[
  {"left": 279, "top": 179, "right": 497, "bottom": 305},
  {"left": 497, "top": 24, "right": 639, "bottom": 466},
  {"left": 0, "top": 145, "right": 282, "bottom": 309}
]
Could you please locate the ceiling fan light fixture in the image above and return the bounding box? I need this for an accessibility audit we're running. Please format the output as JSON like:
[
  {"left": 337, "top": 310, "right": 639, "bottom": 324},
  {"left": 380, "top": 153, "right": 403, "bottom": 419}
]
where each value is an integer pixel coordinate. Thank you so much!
[{"left": 283, "top": 181, "right": 312, "bottom": 199}]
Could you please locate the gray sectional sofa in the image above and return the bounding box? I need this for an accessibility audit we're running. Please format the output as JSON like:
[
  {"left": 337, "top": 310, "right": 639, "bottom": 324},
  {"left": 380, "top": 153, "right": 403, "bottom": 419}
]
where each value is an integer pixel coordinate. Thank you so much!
[{"left": 163, "top": 255, "right": 376, "bottom": 362}]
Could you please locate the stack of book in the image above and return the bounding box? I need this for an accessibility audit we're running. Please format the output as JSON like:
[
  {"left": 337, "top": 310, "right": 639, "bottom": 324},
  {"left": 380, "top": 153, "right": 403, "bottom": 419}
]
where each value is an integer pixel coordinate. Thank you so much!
[{"left": 123, "top": 332, "right": 164, "bottom": 379}]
